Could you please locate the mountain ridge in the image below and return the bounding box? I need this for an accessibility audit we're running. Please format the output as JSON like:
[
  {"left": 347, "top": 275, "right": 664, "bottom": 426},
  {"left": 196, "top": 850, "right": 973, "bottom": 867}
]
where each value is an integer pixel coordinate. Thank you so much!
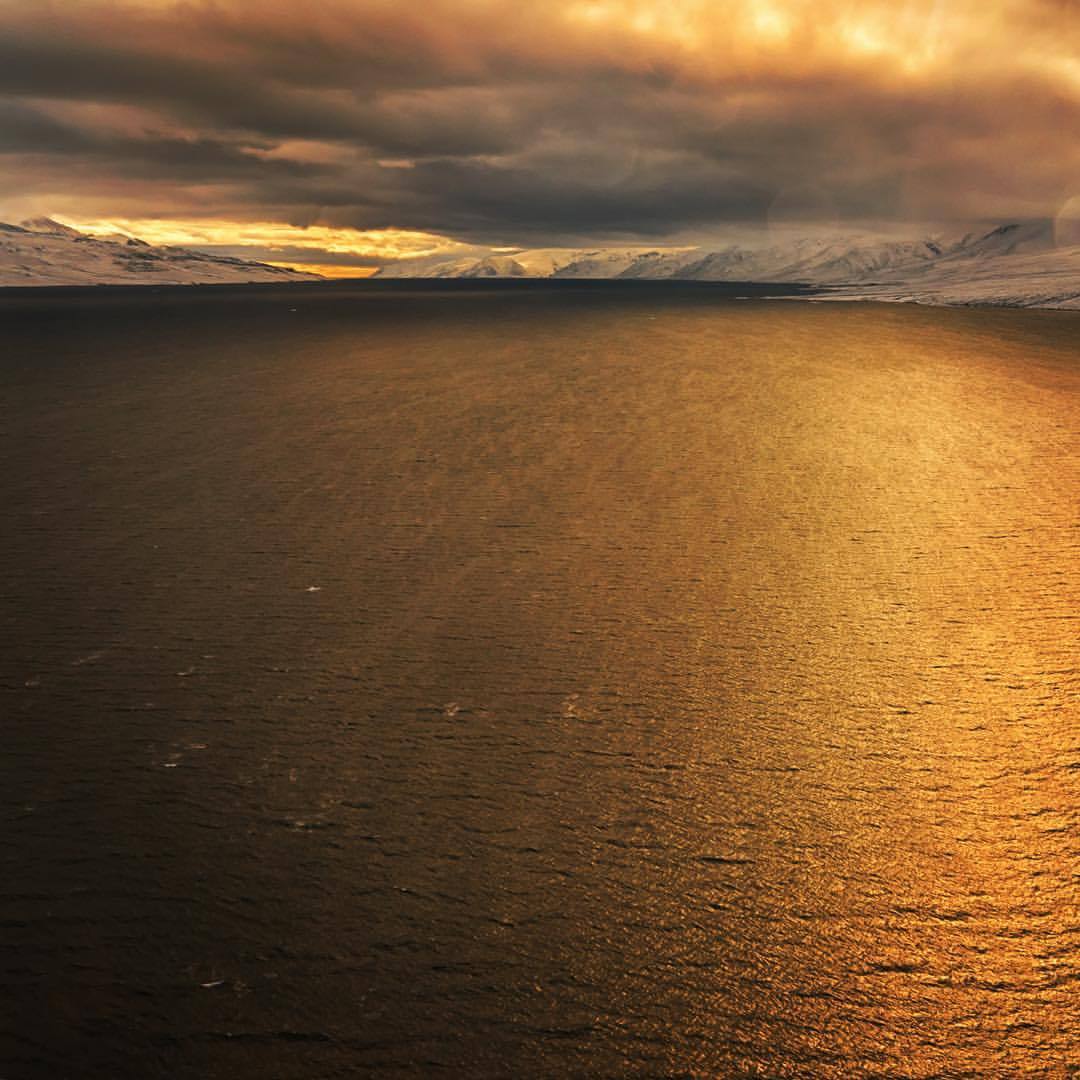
[
  {"left": 0, "top": 218, "right": 321, "bottom": 286},
  {"left": 3, "top": 218, "right": 1078, "bottom": 309},
  {"left": 376, "top": 222, "right": 1080, "bottom": 309}
]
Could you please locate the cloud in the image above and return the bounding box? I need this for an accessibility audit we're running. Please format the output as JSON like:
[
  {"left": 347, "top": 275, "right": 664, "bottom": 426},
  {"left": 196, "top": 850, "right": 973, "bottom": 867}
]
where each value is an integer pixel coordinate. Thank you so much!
[
  {"left": 73, "top": 216, "right": 474, "bottom": 264},
  {"left": 0, "top": 0, "right": 1078, "bottom": 263}
]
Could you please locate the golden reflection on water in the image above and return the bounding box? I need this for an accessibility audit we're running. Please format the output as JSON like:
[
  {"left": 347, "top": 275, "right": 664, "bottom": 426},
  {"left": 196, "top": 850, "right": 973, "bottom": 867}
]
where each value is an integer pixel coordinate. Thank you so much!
[
  {"left": 2, "top": 289, "right": 1078, "bottom": 1076},
  {"left": 516, "top": 301, "right": 1080, "bottom": 1074}
]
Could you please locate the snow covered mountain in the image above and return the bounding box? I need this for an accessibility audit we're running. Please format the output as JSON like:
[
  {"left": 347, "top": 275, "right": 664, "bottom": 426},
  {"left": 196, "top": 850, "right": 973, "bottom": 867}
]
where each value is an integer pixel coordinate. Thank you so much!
[
  {"left": 823, "top": 223, "right": 1080, "bottom": 309},
  {"left": 377, "top": 223, "right": 1080, "bottom": 309},
  {"left": 0, "top": 218, "right": 320, "bottom": 286},
  {"left": 4, "top": 217, "right": 1077, "bottom": 308}
]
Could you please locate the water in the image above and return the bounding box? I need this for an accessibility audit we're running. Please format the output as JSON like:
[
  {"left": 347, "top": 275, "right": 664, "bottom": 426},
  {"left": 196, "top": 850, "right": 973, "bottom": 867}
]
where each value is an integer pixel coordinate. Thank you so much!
[{"left": 1, "top": 282, "right": 1078, "bottom": 1078}]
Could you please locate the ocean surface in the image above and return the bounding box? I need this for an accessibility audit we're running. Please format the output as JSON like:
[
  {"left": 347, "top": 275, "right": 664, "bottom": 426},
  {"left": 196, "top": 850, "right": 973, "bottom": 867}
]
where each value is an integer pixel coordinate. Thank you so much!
[{"left": 1, "top": 282, "right": 1078, "bottom": 1078}]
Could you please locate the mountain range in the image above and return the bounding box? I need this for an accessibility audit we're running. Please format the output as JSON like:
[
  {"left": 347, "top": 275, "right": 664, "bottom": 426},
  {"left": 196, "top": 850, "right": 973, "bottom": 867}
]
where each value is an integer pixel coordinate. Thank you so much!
[
  {"left": 0, "top": 218, "right": 319, "bottom": 286},
  {"left": 2, "top": 218, "right": 1078, "bottom": 309},
  {"left": 376, "top": 222, "right": 1080, "bottom": 309}
]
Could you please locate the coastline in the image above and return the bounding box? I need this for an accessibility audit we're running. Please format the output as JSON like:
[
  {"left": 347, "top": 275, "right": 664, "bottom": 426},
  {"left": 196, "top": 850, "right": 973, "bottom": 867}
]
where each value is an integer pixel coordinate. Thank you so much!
[{"left": 2, "top": 276, "right": 1078, "bottom": 313}]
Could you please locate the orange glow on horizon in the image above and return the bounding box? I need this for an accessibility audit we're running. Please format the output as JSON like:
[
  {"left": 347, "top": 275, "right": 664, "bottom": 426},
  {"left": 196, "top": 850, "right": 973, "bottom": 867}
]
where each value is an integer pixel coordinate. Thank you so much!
[
  {"left": 62, "top": 217, "right": 470, "bottom": 270},
  {"left": 267, "top": 262, "right": 380, "bottom": 279}
]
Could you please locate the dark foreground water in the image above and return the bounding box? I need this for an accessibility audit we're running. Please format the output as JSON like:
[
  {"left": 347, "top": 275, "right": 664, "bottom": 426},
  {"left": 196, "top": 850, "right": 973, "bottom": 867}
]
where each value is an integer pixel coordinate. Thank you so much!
[{"left": 1, "top": 282, "right": 1078, "bottom": 1078}]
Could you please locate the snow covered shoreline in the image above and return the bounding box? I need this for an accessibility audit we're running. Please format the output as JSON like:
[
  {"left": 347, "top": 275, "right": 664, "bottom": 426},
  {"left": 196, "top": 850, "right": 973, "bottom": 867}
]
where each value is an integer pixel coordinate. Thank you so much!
[
  {"left": 3, "top": 218, "right": 1078, "bottom": 311},
  {"left": 0, "top": 219, "right": 320, "bottom": 287},
  {"left": 373, "top": 221, "right": 1080, "bottom": 311}
]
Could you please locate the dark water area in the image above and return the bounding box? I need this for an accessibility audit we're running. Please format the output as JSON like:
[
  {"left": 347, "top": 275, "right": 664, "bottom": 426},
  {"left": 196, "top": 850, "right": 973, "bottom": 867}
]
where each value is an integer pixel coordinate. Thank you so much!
[{"left": 1, "top": 282, "right": 1078, "bottom": 1078}]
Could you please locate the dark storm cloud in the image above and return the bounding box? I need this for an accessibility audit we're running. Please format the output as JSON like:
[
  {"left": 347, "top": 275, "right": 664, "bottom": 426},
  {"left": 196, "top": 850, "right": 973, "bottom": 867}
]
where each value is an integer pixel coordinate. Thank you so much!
[
  {"left": 1, "top": 0, "right": 1078, "bottom": 248},
  {"left": 0, "top": 101, "right": 334, "bottom": 180},
  {"left": 353, "top": 154, "right": 772, "bottom": 239}
]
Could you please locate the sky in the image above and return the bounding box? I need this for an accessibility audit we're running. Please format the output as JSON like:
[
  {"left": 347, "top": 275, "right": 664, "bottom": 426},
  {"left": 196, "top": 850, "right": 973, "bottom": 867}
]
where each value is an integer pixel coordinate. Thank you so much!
[{"left": 1, "top": 0, "right": 1078, "bottom": 273}]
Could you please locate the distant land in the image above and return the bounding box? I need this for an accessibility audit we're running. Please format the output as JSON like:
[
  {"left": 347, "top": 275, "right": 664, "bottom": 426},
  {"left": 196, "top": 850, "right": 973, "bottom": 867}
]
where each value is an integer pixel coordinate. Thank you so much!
[
  {"left": 0, "top": 219, "right": 320, "bottom": 286},
  {"left": 2, "top": 218, "right": 1079, "bottom": 310},
  {"left": 376, "top": 222, "right": 1080, "bottom": 310}
]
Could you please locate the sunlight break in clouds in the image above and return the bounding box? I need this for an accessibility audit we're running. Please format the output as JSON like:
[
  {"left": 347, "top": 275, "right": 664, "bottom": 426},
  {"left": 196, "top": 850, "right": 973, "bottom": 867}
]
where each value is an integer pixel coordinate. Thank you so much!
[{"left": 66, "top": 218, "right": 471, "bottom": 273}]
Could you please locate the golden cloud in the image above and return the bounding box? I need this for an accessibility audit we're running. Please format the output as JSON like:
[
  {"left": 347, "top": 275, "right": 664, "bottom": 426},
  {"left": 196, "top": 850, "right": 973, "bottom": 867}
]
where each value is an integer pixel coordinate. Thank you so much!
[{"left": 69, "top": 218, "right": 471, "bottom": 261}]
